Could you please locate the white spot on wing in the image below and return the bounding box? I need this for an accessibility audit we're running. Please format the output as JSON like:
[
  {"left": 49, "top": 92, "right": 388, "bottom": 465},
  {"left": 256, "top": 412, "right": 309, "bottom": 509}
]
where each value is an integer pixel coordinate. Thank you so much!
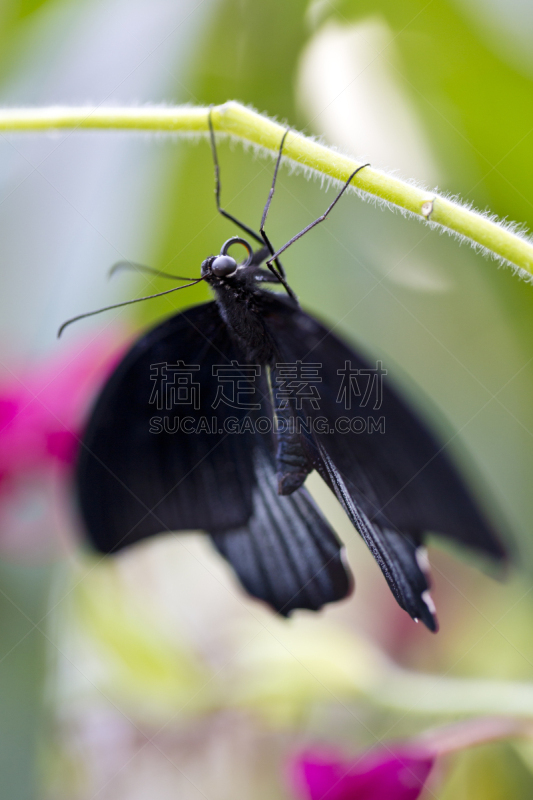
[
  {"left": 421, "top": 589, "right": 437, "bottom": 616},
  {"left": 415, "top": 546, "right": 431, "bottom": 576}
]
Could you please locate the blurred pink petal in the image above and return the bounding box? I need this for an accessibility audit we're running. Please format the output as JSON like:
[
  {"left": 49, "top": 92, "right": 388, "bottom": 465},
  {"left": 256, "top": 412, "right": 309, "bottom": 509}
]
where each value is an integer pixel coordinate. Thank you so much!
[
  {"left": 0, "top": 333, "right": 123, "bottom": 482},
  {"left": 290, "top": 747, "right": 434, "bottom": 800},
  {"left": 0, "top": 332, "right": 125, "bottom": 557}
]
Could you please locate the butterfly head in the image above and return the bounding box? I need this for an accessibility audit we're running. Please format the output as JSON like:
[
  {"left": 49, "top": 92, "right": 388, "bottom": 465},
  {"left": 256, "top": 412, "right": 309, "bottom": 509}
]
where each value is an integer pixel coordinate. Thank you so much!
[
  {"left": 201, "top": 236, "right": 254, "bottom": 286},
  {"left": 209, "top": 254, "right": 238, "bottom": 277}
]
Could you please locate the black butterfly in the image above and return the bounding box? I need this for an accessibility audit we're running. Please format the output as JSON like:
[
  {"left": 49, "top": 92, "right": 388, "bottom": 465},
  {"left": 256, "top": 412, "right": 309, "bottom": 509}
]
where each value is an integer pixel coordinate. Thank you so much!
[{"left": 68, "top": 116, "right": 506, "bottom": 631}]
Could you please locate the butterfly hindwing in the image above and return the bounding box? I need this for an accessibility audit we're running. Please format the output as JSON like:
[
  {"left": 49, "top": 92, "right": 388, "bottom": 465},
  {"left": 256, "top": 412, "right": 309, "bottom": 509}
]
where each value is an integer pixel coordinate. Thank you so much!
[{"left": 211, "top": 446, "right": 352, "bottom": 614}]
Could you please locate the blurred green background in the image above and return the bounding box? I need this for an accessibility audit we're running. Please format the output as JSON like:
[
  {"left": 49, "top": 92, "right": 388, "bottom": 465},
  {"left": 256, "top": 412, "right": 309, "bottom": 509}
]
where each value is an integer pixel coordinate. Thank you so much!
[{"left": 1, "top": 0, "right": 533, "bottom": 797}]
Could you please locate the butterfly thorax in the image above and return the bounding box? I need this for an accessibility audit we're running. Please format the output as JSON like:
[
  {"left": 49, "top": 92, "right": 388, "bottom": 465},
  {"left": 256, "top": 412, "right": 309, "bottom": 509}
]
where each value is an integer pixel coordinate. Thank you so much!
[
  {"left": 201, "top": 253, "right": 312, "bottom": 494},
  {"left": 202, "top": 255, "right": 281, "bottom": 364}
]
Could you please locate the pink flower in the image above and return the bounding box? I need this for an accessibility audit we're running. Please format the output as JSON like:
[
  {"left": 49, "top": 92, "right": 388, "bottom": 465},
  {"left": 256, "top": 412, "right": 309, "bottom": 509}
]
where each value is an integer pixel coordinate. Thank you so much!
[
  {"left": 289, "top": 747, "right": 434, "bottom": 800},
  {"left": 0, "top": 333, "right": 124, "bottom": 557},
  {"left": 288, "top": 718, "right": 533, "bottom": 800}
]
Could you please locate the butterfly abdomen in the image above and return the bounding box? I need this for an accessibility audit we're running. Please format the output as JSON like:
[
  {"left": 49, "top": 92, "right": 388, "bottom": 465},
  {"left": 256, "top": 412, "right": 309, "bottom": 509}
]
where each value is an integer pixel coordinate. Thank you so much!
[{"left": 275, "top": 423, "right": 313, "bottom": 495}]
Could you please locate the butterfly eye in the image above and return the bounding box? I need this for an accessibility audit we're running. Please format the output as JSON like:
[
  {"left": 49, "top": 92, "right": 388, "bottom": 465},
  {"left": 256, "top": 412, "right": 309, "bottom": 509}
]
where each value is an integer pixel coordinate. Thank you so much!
[{"left": 211, "top": 255, "right": 238, "bottom": 277}]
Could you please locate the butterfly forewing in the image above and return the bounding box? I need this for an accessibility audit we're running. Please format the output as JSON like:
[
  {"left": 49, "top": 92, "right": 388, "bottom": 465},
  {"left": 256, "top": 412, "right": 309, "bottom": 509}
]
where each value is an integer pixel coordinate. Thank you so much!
[
  {"left": 77, "top": 302, "right": 260, "bottom": 551},
  {"left": 261, "top": 293, "right": 505, "bottom": 562}
]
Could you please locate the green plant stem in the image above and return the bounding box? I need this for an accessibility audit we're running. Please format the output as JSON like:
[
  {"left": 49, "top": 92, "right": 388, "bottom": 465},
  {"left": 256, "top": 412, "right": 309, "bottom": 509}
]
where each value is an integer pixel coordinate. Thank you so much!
[
  {"left": 349, "top": 639, "right": 533, "bottom": 719},
  {"left": 344, "top": 637, "right": 533, "bottom": 719},
  {"left": 372, "top": 659, "right": 533, "bottom": 719},
  {"left": 0, "top": 101, "right": 532, "bottom": 275},
  {"left": 229, "top": 627, "right": 533, "bottom": 723},
  {"left": 350, "top": 639, "right": 533, "bottom": 720}
]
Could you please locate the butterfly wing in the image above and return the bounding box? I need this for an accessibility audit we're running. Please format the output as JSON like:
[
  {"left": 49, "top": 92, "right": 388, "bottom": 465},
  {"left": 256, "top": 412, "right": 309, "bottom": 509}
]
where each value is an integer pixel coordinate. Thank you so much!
[
  {"left": 259, "top": 293, "right": 507, "bottom": 628},
  {"left": 77, "top": 302, "right": 260, "bottom": 551},
  {"left": 317, "top": 442, "right": 437, "bottom": 629},
  {"left": 77, "top": 300, "right": 352, "bottom": 613},
  {"left": 211, "top": 446, "right": 352, "bottom": 615}
]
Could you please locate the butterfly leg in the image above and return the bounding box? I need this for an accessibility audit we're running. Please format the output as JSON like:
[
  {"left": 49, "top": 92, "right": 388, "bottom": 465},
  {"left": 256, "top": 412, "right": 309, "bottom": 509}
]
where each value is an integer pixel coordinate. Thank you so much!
[
  {"left": 265, "top": 162, "right": 370, "bottom": 267},
  {"left": 208, "top": 109, "right": 264, "bottom": 246},
  {"left": 257, "top": 129, "right": 300, "bottom": 302}
]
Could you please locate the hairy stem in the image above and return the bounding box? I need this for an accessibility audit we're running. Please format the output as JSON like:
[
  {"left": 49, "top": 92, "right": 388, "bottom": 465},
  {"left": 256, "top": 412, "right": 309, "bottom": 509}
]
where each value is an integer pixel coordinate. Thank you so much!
[{"left": 1, "top": 101, "right": 532, "bottom": 275}]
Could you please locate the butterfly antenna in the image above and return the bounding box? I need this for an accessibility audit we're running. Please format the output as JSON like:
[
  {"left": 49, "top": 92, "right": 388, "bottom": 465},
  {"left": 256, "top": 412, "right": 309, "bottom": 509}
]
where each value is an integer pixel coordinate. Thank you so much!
[
  {"left": 58, "top": 278, "right": 204, "bottom": 338},
  {"left": 109, "top": 261, "right": 197, "bottom": 281},
  {"left": 266, "top": 163, "right": 370, "bottom": 266}
]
